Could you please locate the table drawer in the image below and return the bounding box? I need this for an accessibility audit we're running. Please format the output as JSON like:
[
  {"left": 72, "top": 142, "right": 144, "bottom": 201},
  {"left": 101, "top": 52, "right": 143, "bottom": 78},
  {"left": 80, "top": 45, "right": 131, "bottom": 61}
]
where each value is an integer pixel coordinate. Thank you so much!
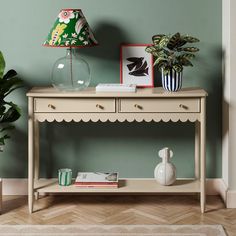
[
  {"left": 119, "top": 98, "right": 200, "bottom": 113},
  {"left": 34, "top": 98, "right": 116, "bottom": 113}
]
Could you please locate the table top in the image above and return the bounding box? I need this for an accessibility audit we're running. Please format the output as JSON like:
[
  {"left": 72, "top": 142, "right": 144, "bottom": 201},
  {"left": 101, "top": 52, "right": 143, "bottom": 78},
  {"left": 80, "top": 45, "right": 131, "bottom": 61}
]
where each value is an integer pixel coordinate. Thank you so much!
[{"left": 27, "top": 87, "right": 208, "bottom": 98}]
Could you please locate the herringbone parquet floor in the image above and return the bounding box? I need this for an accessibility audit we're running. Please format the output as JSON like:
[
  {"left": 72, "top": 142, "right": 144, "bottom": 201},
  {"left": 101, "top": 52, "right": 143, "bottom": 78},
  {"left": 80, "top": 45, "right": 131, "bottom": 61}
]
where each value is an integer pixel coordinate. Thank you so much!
[{"left": 0, "top": 195, "right": 235, "bottom": 235}]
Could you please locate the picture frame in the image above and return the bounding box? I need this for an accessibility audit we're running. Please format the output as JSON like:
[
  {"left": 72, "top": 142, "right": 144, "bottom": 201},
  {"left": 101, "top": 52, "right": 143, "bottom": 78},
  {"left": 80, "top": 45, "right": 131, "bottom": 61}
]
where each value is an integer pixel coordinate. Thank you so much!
[{"left": 120, "top": 44, "right": 154, "bottom": 88}]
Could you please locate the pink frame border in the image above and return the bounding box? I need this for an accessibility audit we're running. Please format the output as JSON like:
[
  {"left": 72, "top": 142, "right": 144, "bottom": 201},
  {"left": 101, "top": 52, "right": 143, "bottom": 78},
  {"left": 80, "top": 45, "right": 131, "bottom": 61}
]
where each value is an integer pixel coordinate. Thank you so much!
[{"left": 120, "top": 44, "right": 154, "bottom": 88}]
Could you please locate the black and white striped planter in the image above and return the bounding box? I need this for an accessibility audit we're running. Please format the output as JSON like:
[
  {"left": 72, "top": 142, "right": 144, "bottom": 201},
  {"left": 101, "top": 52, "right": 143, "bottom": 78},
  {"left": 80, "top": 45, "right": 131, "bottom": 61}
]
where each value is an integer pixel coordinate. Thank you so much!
[{"left": 161, "top": 68, "right": 183, "bottom": 92}]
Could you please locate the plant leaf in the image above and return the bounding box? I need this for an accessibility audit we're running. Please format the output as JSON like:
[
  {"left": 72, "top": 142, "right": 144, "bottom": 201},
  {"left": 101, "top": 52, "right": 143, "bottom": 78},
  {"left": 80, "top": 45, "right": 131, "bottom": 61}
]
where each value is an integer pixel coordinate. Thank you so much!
[
  {"left": 154, "top": 58, "right": 168, "bottom": 67},
  {"left": 180, "top": 53, "right": 196, "bottom": 60},
  {"left": 0, "top": 51, "right": 6, "bottom": 79},
  {"left": 179, "top": 58, "right": 193, "bottom": 67},
  {"left": 173, "top": 64, "right": 183, "bottom": 73},
  {"left": 152, "top": 34, "right": 165, "bottom": 45},
  {"left": 0, "top": 106, "right": 21, "bottom": 123},
  {"left": 0, "top": 134, "right": 10, "bottom": 146},
  {"left": 158, "top": 36, "right": 170, "bottom": 49},
  {"left": 145, "top": 46, "right": 160, "bottom": 55},
  {"left": 167, "top": 32, "right": 181, "bottom": 50},
  {"left": 182, "top": 35, "right": 200, "bottom": 43},
  {"left": 157, "top": 61, "right": 168, "bottom": 72},
  {"left": 0, "top": 105, "right": 6, "bottom": 116},
  {"left": 163, "top": 67, "right": 171, "bottom": 75},
  {"left": 182, "top": 47, "right": 199, "bottom": 52},
  {"left": 3, "top": 69, "right": 17, "bottom": 80},
  {"left": 0, "top": 77, "right": 23, "bottom": 99}
]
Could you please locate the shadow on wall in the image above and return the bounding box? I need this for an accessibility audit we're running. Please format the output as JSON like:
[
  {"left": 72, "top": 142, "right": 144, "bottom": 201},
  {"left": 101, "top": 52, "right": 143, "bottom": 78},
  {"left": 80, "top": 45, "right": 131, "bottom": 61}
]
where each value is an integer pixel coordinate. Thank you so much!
[
  {"left": 221, "top": 49, "right": 229, "bottom": 182},
  {"left": 78, "top": 21, "right": 162, "bottom": 87},
  {"left": 78, "top": 21, "right": 132, "bottom": 61},
  {"left": 197, "top": 47, "right": 222, "bottom": 178},
  {"left": 0, "top": 128, "right": 28, "bottom": 177}
]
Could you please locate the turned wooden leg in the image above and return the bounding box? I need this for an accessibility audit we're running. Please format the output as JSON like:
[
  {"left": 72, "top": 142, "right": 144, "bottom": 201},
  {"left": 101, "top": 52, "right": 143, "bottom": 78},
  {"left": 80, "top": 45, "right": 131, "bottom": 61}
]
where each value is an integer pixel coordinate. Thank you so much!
[
  {"left": 195, "top": 121, "right": 200, "bottom": 179},
  {"left": 28, "top": 97, "right": 34, "bottom": 214},
  {"left": 34, "top": 120, "right": 40, "bottom": 200},
  {"left": 0, "top": 178, "right": 2, "bottom": 214},
  {"left": 200, "top": 98, "right": 206, "bottom": 213}
]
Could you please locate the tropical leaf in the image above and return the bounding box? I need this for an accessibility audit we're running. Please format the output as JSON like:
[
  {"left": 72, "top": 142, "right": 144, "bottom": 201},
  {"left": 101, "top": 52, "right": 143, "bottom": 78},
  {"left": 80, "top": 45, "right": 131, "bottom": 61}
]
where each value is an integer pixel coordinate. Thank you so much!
[
  {"left": 0, "top": 106, "right": 21, "bottom": 123},
  {"left": 162, "top": 48, "right": 174, "bottom": 57},
  {"left": 145, "top": 46, "right": 163, "bottom": 57},
  {"left": 0, "top": 106, "right": 6, "bottom": 116},
  {"left": 0, "top": 134, "right": 10, "bottom": 146},
  {"left": 182, "top": 47, "right": 199, "bottom": 52},
  {"left": 0, "top": 51, "right": 22, "bottom": 150},
  {"left": 182, "top": 35, "right": 200, "bottom": 43},
  {"left": 179, "top": 57, "right": 193, "bottom": 67},
  {"left": 6, "top": 102, "right": 21, "bottom": 114},
  {"left": 157, "top": 61, "right": 168, "bottom": 72},
  {"left": 162, "top": 67, "right": 171, "bottom": 75},
  {"left": 155, "top": 50, "right": 169, "bottom": 59},
  {"left": 146, "top": 33, "right": 200, "bottom": 72},
  {"left": 154, "top": 58, "right": 168, "bottom": 67},
  {"left": 167, "top": 32, "right": 180, "bottom": 50},
  {"left": 158, "top": 36, "right": 170, "bottom": 49},
  {"left": 173, "top": 64, "right": 183, "bottom": 73},
  {"left": 0, "top": 77, "right": 22, "bottom": 98},
  {"left": 3, "top": 69, "right": 17, "bottom": 80},
  {"left": 152, "top": 34, "right": 165, "bottom": 45},
  {"left": 176, "top": 40, "right": 187, "bottom": 48},
  {"left": 0, "top": 51, "right": 6, "bottom": 79},
  {"left": 145, "top": 46, "right": 159, "bottom": 54},
  {"left": 180, "top": 53, "right": 196, "bottom": 60}
]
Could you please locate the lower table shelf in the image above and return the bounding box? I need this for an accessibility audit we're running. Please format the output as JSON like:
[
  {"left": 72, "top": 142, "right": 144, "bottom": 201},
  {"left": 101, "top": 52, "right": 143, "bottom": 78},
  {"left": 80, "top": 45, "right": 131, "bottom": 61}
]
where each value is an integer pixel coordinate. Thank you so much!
[{"left": 34, "top": 179, "right": 200, "bottom": 194}]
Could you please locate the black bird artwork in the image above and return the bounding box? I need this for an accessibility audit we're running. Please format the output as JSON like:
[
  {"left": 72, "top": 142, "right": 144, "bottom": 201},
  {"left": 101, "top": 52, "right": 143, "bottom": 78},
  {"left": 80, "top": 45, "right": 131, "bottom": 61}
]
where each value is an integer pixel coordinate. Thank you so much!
[{"left": 126, "top": 57, "right": 149, "bottom": 77}]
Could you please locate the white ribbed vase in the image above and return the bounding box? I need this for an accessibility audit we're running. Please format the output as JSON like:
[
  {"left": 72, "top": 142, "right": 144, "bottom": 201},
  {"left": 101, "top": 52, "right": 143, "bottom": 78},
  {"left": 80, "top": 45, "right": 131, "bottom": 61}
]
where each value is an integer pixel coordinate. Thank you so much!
[
  {"left": 154, "top": 147, "right": 176, "bottom": 186},
  {"left": 162, "top": 68, "right": 183, "bottom": 92}
]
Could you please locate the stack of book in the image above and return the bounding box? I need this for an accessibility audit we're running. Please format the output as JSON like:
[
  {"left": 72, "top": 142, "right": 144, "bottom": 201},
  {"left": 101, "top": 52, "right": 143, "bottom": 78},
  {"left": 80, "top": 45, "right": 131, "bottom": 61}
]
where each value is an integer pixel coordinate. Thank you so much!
[
  {"left": 74, "top": 172, "right": 119, "bottom": 188},
  {"left": 96, "top": 83, "right": 136, "bottom": 93}
]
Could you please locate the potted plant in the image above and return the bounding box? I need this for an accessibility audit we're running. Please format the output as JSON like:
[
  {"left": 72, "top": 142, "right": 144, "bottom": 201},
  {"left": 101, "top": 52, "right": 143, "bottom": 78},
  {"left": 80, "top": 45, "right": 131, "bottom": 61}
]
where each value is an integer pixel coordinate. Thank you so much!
[
  {"left": 0, "top": 51, "right": 22, "bottom": 151},
  {"left": 145, "top": 32, "right": 200, "bottom": 92}
]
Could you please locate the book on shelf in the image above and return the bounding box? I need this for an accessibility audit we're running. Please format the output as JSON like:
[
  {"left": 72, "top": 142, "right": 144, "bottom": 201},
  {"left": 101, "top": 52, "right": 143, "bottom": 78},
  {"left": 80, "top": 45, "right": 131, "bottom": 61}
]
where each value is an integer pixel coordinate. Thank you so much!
[
  {"left": 75, "top": 172, "right": 119, "bottom": 188},
  {"left": 96, "top": 83, "right": 136, "bottom": 92}
]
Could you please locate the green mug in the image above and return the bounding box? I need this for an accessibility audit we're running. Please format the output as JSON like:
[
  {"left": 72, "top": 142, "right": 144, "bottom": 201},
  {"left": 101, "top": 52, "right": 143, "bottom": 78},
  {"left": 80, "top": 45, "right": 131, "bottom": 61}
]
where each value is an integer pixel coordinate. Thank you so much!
[{"left": 58, "top": 168, "right": 72, "bottom": 186}]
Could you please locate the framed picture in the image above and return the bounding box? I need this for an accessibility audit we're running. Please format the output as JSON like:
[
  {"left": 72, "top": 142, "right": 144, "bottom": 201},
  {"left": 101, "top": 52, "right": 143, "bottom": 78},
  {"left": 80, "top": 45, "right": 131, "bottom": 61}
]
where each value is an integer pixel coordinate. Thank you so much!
[{"left": 120, "top": 44, "right": 154, "bottom": 87}]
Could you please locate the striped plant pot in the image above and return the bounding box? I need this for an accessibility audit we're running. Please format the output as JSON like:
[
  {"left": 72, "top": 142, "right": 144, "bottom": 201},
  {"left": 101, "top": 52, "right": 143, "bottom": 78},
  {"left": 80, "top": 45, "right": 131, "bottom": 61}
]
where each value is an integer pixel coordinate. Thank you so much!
[{"left": 162, "top": 68, "right": 183, "bottom": 92}]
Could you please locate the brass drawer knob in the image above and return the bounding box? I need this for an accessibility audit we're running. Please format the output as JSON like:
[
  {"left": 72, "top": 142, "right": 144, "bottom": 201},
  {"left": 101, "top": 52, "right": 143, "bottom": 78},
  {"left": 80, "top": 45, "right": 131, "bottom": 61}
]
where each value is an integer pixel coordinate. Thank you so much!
[
  {"left": 134, "top": 104, "right": 143, "bottom": 110},
  {"left": 179, "top": 104, "right": 188, "bottom": 109},
  {"left": 96, "top": 104, "right": 104, "bottom": 110},
  {"left": 48, "top": 104, "right": 56, "bottom": 109}
]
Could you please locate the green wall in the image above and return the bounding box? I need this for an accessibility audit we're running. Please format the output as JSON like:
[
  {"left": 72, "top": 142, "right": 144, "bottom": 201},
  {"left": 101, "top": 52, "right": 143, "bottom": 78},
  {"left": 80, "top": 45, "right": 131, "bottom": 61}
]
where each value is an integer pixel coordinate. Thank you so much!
[{"left": 0, "top": 0, "right": 222, "bottom": 178}]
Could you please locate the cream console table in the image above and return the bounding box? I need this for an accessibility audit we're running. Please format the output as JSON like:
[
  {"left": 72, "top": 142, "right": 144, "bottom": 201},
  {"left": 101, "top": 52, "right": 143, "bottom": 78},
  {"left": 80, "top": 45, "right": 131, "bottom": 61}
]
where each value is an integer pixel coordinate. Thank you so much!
[{"left": 27, "top": 87, "right": 207, "bottom": 214}]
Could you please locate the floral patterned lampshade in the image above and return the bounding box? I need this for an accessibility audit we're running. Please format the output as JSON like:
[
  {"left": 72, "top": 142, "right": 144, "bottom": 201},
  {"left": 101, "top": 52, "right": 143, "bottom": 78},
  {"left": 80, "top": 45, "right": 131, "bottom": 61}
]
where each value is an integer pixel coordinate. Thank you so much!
[{"left": 43, "top": 9, "right": 98, "bottom": 47}]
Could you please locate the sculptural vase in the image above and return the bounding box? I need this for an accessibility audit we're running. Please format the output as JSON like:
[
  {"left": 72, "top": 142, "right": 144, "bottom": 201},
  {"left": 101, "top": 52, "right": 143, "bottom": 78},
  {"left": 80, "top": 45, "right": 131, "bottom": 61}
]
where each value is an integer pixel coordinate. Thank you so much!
[{"left": 154, "top": 148, "right": 176, "bottom": 186}]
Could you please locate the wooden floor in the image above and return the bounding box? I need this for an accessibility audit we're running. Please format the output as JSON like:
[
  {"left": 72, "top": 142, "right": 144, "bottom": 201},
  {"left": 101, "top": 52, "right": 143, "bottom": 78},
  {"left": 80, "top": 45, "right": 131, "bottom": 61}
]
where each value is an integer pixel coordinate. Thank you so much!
[{"left": 0, "top": 195, "right": 235, "bottom": 235}]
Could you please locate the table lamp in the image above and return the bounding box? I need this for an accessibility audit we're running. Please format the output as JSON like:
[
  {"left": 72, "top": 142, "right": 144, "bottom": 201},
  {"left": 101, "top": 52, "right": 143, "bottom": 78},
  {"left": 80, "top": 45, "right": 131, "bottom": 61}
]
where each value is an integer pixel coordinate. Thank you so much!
[{"left": 43, "top": 9, "right": 98, "bottom": 91}]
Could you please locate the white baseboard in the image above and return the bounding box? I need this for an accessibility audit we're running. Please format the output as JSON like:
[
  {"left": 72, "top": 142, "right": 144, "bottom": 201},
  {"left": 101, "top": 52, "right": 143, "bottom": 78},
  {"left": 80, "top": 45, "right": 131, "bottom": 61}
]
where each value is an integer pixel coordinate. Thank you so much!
[
  {"left": 1, "top": 178, "right": 228, "bottom": 200},
  {"left": 207, "top": 178, "right": 228, "bottom": 204},
  {"left": 226, "top": 190, "right": 236, "bottom": 208}
]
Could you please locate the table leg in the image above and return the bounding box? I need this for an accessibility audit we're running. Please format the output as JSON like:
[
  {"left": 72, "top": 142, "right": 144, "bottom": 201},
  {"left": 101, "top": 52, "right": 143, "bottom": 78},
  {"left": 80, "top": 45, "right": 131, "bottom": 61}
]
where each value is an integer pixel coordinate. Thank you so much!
[
  {"left": 0, "top": 178, "right": 2, "bottom": 214},
  {"left": 34, "top": 120, "right": 40, "bottom": 200},
  {"left": 195, "top": 121, "right": 200, "bottom": 179},
  {"left": 200, "top": 98, "right": 206, "bottom": 213},
  {"left": 28, "top": 97, "right": 34, "bottom": 214}
]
